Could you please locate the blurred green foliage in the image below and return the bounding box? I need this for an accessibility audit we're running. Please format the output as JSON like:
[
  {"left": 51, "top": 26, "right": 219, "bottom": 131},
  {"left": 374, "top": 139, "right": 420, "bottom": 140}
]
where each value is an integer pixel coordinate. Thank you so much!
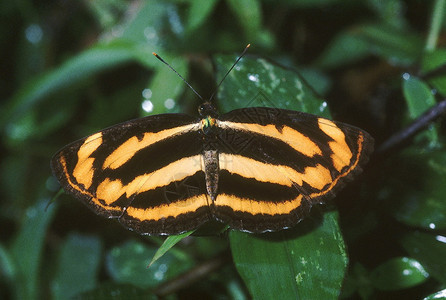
[{"left": 1, "top": 0, "right": 446, "bottom": 299}]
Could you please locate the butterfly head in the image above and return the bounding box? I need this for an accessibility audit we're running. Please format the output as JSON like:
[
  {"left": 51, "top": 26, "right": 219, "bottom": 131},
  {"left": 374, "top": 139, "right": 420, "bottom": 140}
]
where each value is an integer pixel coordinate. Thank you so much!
[{"left": 198, "top": 102, "right": 218, "bottom": 118}]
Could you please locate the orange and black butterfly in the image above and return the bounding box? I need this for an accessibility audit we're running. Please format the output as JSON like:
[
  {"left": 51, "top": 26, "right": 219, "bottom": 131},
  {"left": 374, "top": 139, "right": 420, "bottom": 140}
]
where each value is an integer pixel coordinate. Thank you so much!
[{"left": 51, "top": 47, "right": 374, "bottom": 235}]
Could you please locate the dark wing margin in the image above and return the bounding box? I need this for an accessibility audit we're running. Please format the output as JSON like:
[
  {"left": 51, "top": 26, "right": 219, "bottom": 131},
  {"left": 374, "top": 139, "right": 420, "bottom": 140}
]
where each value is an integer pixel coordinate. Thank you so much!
[
  {"left": 213, "top": 107, "right": 374, "bottom": 233},
  {"left": 51, "top": 114, "right": 212, "bottom": 235}
]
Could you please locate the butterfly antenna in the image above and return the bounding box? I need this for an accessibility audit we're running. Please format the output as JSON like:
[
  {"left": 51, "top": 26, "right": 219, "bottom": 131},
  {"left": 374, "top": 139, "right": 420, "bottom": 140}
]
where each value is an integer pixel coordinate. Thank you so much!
[
  {"left": 208, "top": 44, "right": 250, "bottom": 103},
  {"left": 152, "top": 52, "right": 204, "bottom": 101}
]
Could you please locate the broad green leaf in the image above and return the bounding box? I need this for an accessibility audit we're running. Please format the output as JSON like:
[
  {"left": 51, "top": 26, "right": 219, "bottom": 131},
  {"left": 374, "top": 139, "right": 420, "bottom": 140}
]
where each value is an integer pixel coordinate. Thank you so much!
[
  {"left": 10, "top": 201, "right": 57, "bottom": 300},
  {"left": 400, "top": 231, "right": 446, "bottom": 285},
  {"left": 149, "top": 231, "right": 194, "bottom": 266},
  {"left": 215, "top": 55, "right": 329, "bottom": 117},
  {"left": 51, "top": 234, "right": 102, "bottom": 300},
  {"left": 106, "top": 240, "right": 193, "bottom": 289},
  {"left": 230, "top": 212, "right": 347, "bottom": 299},
  {"left": 369, "top": 257, "right": 429, "bottom": 291}
]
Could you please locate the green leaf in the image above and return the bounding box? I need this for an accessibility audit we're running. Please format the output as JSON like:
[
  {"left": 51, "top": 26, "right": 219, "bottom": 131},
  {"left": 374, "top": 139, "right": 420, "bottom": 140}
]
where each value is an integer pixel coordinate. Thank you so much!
[
  {"left": 86, "top": 0, "right": 127, "bottom": 29},
  {"left": 149, "top": 231, "right": 194, "bottom": 267},
  {"left": 263, "top": 0, "right": 342, "bottom": 7},
  {"left": 0, "top": 243, "right": 15, "bottom": 286},
  {"left": 226, "top": 0, "right": 262, "bottom": 40},
  {"left": 422, "top": 48, "right": 446, "bottom": 96},
  {"left": 424, "top": 0, "right": 445, "bottom": 52},
  {"left": 366, "top": 0, "right": 406, "bottom": 28},
  {"left": 51, "top": 234, "right": 102, "bottom": 300},
  {"left": 117, "top": 0, "right": 169, "bottom": 47},
  {"left": 369, "top": 257, "right": 429, "bottom": 291},
  {"left": 2, "top": 41, "right": 141, "bottom": 132},
  {"left": 317, "top": 23, "right": 423, "bottom": 68},
  {"left": 106, "top": 240, "right": 193, "bottom": 289},
  {"left": 403, "top": 76, "right": 436, "bottom": 119},
  {"left": 423, "top": 289, "right": 446, "bottom": 300},
  {"left": 186, "top": 0, "right": 219, "bottom": 32},
  {"left": 315, "top": 31, "right": 371, "bottom": 69},
  {"left": 381, "top": 149, "right": 446, "bottom": 230},
  {"left": 356, "top": 23, "right": 423, "bottom": 65},
  {"left": 145, "top": 56, "right": 188, "bottom": 115},
  {"left": 400, "top": 231, "right": 446, "bottom": 285},
  {"left": 230, "top": 212, "right": 347, "bottom": 299},
  {"left": 75, "top": 283, "right": 156, "bottom": 300},
  {"left": 10, "top": 201, "right": 57, "bottom": 300},
  {"left": 402, "top": 75, "right": 438, "bottom": 147},
  {"left": 215, "top": 55, "right": 329, "bottom": 118},
  {"left": 297, "top": 67, "right": 332, "bottom": 96},
  {"left": 341, "top": 263, "right": 373, "bottom": 299}
]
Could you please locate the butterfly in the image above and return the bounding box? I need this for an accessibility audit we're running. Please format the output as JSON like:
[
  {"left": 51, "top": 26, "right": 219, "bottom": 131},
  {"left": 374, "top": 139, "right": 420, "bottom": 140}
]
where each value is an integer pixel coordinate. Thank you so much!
[{"left": 51, "top": 47, "right": 374, "bottom": 235}]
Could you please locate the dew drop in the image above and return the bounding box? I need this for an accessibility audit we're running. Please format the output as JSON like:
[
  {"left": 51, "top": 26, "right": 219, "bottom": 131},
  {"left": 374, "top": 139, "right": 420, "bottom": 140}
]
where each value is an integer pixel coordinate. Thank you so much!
[
  {"left": 142, "top": 100, "right": 154, "bottom": 113},
  {"left": 25, "top": 24, "right": 43, "bottom": 44},
  {"left": 164, "top": 98, "right": 175, "bottom": 109}
]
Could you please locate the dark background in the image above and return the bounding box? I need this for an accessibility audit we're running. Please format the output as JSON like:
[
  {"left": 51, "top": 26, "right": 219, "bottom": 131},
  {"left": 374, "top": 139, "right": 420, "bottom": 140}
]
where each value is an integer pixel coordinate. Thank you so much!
[{"left": 1, "top": 0, "right": 446, "bottom": 299}]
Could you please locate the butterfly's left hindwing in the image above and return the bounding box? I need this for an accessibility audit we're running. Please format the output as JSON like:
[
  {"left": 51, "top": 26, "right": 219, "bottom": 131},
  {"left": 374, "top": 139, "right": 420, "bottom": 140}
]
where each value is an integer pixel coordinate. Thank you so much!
[{"left": 51, "top": 114, "right": 213, "bottom": 235}]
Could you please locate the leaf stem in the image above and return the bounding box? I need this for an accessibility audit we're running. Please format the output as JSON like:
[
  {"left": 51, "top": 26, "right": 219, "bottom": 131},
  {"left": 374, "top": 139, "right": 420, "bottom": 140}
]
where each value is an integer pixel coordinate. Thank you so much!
[{"left": 425, "top": 0, "right": 446, "bottom": 52}]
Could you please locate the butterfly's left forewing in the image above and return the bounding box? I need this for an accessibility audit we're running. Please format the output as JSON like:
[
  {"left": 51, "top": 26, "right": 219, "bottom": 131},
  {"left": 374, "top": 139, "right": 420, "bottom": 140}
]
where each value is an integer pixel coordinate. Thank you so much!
[
  {"left": 51, "top": 114, "right": 213, "bottom": 235},
  {"left": 213, "top": 107, "right": 374, "bottom": 233}
]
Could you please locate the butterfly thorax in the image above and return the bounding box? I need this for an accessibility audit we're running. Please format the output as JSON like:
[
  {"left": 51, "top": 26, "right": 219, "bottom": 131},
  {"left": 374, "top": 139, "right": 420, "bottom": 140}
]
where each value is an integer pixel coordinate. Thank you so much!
[{"left": 200, "top": 116, "right": 217, "bottom": 135}]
